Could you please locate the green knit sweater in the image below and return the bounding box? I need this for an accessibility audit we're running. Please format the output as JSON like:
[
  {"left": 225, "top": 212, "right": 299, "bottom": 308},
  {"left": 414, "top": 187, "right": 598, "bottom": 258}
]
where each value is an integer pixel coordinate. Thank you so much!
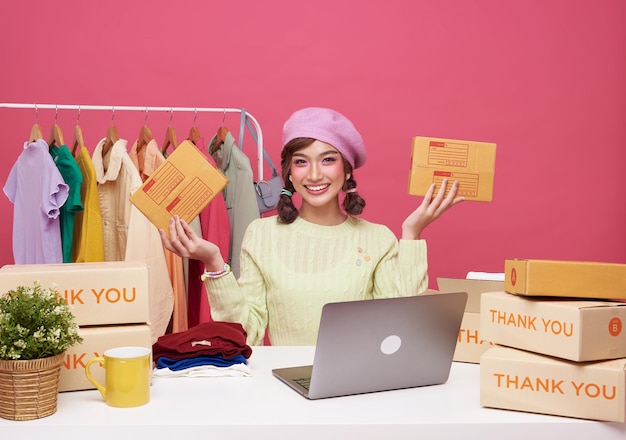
[{"left": 205, "top": 215, "right": 428, "bottom": 345}]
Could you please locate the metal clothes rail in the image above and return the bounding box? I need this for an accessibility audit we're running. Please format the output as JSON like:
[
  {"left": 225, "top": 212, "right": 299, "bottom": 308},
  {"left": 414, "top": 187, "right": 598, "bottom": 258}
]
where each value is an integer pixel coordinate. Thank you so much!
[{"left": 0, "top": 102, "right": 265, "bottom": 179}]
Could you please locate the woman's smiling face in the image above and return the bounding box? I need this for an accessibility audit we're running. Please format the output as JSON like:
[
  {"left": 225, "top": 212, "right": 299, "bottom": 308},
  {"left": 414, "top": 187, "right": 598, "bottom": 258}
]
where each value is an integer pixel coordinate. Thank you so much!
[{"left": 289, "top": 140, "right": 347, "bottom": 210}]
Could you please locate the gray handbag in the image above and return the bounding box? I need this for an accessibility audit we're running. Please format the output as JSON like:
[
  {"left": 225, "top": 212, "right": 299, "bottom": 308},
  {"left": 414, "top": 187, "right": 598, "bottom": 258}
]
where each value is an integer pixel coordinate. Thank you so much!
[{"left": 238, "top": 109, "right": 283, "bottom": 213}]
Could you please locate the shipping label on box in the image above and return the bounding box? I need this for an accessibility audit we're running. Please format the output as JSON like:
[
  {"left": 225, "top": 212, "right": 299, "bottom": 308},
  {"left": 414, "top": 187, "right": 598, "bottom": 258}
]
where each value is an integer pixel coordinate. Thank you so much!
[
  {"left": 505, "top": 258, "right": 626, "bottom": 300},
  {"left": 130, "top": 140, "right": 229, "bottom": 234},
  {"left": 480, "top": 346, "right": 626, "bottom": 422},
  {"left": 408, "top": 136, "right": 496, "bottom": 202},
  {"left": 437, "top": 277, "right": 504, "bottom": 313},
  {"left": 60, "top": 324, "right": 152, "bottom": 392},
  {"left": 454, "top": 312, "right": 495, "bottom": 364},
  {"left": 480, "top": 291, "right": 626, "bottom": 362},
  {"left": 0, "top": 262, "right": 150, "bottom": 327}
]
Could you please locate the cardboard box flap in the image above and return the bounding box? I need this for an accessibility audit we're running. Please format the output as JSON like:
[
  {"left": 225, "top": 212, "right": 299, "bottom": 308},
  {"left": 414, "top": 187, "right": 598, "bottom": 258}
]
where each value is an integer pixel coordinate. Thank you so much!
[
  {"left": 437, "top": 278, "right": 504, "bottom": 313},
  {"left": 497, "top": 292, "right": 626, "bottom": 310}
]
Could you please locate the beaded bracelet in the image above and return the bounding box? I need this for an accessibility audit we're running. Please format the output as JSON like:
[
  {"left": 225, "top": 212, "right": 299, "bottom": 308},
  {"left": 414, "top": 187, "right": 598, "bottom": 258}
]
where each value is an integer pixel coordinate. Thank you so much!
[{"left": 200, "top": 263, "right": 231, "bottom": 281}]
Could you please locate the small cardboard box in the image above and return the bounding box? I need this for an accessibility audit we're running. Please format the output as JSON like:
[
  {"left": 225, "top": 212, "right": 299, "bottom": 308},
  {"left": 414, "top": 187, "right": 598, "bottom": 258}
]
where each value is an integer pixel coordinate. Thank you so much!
[
  {"left": 408, "top": 136, "right": 496, "bottom": 202},
  {"left": 454, "top": 312, "right": 495, "bottom": 364},
  {"left": 505, "top": 258, "right": 626, "bottom": 300},
  {"left": 0, "top": 262, "right": 150, "bottom": 327},
  {"left": 59, "top": 324, "right": 152, "bottom": 392},
  {"left": 480, "top": 346, "right": 626, "bottom": 422},
  {"left": 130, "top": 140, "right": 229, "bottom": 233},
  {"left": 437, "top": 277, "right": 504, "bottom": 313},
  {"left": 480, "top": 291, "right": 626, "bottom": 362}
]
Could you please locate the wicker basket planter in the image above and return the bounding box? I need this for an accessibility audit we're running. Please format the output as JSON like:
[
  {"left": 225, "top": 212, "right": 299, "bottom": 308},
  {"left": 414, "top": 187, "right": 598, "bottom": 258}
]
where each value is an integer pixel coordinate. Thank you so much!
[{"left": 0, "top": 353, "right": 64, "bottom": 421}]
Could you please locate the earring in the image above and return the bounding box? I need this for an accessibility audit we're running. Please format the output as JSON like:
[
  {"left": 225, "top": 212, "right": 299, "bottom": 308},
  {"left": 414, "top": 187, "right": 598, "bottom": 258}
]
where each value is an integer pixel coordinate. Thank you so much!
[{"left": 288, "top": 175, "right": 292, "bottom": 182}]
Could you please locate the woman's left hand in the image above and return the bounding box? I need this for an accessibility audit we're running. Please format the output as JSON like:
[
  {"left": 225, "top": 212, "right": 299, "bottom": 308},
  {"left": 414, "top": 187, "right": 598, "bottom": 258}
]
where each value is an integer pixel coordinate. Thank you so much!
[{"left": 401, "top": 179, "right": 464, "bottom": 240}]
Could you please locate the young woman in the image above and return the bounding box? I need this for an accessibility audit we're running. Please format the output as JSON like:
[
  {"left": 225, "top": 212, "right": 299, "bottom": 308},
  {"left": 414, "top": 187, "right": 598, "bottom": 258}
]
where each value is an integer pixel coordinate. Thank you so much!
[{"left": 160, "top": 107, "right": 464, "bottom": 345}]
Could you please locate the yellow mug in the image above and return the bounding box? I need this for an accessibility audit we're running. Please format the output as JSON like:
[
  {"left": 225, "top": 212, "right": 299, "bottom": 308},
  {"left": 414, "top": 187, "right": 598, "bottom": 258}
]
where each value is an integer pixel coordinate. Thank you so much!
[{"left": 85, "top": 346, "right": 151, "bottom": 408}]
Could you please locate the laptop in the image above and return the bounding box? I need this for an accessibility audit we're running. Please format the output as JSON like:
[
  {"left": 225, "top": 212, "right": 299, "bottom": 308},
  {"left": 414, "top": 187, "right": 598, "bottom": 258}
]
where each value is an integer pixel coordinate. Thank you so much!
[{"left": 272, "top": 291, "right": 468, "bottom": 399}]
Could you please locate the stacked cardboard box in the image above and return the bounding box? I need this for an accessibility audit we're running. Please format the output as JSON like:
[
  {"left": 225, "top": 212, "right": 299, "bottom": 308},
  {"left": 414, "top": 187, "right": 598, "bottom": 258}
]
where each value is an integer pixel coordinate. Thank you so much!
[
  {"left": 437, "top": 277, "right": 503, "bottom": 363},
  {"left": 479, "top": 259, "right": 626, "bottom": 422},
  {"left": 0, "top": 262, "right": 152, "bottom": 392}
]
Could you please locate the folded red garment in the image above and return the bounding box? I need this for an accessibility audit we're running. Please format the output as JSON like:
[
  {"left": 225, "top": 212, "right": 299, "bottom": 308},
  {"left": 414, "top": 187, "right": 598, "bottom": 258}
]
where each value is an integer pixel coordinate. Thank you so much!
[{"left": 152, "top": 321, "right": 252, "bottom": 361}]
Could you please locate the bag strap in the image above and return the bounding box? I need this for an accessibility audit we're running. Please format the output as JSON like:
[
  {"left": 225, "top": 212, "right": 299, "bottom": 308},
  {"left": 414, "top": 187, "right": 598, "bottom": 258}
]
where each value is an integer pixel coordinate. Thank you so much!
[{"left": 238, "top": 108, "right": 278, "bottom": 177}]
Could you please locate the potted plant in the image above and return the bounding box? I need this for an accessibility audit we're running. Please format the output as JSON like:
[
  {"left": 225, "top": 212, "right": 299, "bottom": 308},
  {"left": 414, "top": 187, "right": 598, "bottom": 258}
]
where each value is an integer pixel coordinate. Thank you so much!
[{"left": 0, "top": 281, "right": 83, "bottom": 421}]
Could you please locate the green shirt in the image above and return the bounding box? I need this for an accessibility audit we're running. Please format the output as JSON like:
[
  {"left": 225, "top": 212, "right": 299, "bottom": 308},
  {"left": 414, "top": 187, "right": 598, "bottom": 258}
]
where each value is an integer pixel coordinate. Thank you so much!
[{"left": 49, "top": 145, "right": 83, "bottom": 263}]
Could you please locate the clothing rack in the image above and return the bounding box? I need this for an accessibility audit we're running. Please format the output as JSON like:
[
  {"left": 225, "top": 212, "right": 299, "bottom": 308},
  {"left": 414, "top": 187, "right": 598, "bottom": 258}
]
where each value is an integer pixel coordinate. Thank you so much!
[{"left": 0, "top": 102, "right": 265, "bottom": 180}]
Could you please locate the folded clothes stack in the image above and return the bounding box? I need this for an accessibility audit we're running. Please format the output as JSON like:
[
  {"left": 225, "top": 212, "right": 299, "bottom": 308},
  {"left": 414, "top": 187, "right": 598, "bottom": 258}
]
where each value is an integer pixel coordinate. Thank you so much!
[{"left": 152, "top": 321, "right": 253, "bottom": 378}]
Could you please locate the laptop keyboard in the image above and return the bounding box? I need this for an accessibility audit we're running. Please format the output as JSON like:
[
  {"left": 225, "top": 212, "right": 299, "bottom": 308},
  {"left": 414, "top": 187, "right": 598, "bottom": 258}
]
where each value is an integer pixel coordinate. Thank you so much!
[{"left": 294, "top": 377, "right": 311, "bottom": 390}]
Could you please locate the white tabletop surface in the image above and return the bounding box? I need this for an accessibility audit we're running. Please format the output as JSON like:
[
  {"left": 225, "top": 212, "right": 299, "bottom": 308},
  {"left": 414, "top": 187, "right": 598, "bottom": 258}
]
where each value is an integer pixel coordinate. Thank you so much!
[{"left": 1, "top": 346, "right": 625, "bottom": 439}]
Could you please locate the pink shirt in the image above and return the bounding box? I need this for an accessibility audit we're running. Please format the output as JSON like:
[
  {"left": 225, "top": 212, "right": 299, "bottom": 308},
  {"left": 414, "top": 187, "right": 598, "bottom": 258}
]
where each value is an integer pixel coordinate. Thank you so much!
[{"left": 3, "top": 140, "right": 69, "bottom": 264}]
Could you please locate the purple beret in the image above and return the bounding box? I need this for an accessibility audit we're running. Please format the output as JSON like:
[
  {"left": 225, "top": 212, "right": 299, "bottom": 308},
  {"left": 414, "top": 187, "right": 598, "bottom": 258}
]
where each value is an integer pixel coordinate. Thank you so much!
[{"left": 282, "top": 107, "right": 367, "bottom": 169}]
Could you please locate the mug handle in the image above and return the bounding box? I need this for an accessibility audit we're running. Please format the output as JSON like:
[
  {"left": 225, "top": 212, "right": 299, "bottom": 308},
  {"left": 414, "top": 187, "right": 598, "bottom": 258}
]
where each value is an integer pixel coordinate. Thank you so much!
[{"left": 85, "top": 356, "right": 106, "bottom": 399}]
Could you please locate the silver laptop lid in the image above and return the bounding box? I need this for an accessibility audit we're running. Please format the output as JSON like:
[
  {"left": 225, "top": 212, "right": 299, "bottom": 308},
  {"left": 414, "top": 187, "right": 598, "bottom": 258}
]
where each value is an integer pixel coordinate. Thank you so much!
[{"left": 308, "top": 292, "right": 467, "bottom": 399}]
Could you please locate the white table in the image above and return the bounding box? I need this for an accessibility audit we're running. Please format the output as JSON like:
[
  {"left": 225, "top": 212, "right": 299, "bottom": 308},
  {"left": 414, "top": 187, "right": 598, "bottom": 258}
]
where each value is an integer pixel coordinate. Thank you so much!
[{"left": 1, "top": 346, "right": 625, "bottom": 439}]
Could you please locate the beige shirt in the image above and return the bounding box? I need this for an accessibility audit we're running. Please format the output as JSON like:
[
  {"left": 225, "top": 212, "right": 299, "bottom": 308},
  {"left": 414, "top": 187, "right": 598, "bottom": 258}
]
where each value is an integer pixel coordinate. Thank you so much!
[
  {"left": 92, "top": 138, "right": 174, "bottom": 343},
  {"left": 128, "top": 138, "right": 187, "bottom": 333}
]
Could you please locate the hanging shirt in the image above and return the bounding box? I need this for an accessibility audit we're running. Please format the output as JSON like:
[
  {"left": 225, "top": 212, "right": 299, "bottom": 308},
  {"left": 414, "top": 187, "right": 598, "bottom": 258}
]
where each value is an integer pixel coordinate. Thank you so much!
[
  {"left": 187, "top": 139, "right": 231, "bottom": 327},
  {"left": 72, "top": 145, "right": 105, "bottom": 262},
  {"left": 50, "top": 144, "right": 84, "bottom": 263},
  {"left": 93, "top": 137, "right": 174, "bottom": 343},
  {"left": 3, "top": 139, "right": 69, "bottom": 264},
  {"left": 209, "top": 131, "right": 260, "bottom": 278},
  {"left": 128, "top": 138, "right": 187, "bottom": 333}
]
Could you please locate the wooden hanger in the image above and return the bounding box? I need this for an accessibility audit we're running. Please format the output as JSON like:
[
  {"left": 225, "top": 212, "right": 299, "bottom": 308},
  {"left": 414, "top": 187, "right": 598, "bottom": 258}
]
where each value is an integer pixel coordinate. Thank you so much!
[
  {"left": 29, "top": 123, "right": 43, "bottom": 142},
  {"left": 161, "top": 126, "right": 178, "bottom": 155},
  {"left": 48, "top": 123, "right": 65, "bottom": 147},
  {"left": 136, "top": 124, "right": 153, "bottom": 154},
  {"left": 47, "top": 105, "right": 64, "bottom": 147},
  {"left": 210, "top": 126, "right": 229, "bottom": 154},
  {"left": 102, "top": 124, "right": 119, "bottom": 157},
  {"left": 187, "top": 125, "right": 201, "bottom": 146},
  {"left": 187, "top": 109, "right": 202, "bottom": 146},
  {"left": 102, "top": 107, "right": 119, "bottom": 157},
  {"left": 136, "top": 108, "right": 153, "bottom": 154},
  {"left": 28, "top": 104, "right": 43, "bottom": 142},
  {"left": 161, "top": 110, "right": 178, "bottom": 154},
  {"left": 71, "top": 107, "right": 84, "bottom": 157},
  {"left": 71, "top": 124, "right": 85, "bottom": 157}
]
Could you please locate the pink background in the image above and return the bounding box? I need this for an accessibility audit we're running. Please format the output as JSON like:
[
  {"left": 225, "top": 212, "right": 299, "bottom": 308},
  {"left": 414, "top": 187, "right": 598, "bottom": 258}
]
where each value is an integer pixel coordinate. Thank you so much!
[{"left": 1, "top": 0, "right": 625, "bottom": 288}]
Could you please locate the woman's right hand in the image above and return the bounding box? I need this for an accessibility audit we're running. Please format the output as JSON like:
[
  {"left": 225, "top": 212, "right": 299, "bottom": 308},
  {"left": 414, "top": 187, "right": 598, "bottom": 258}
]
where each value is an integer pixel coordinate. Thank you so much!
[{"left": 159, "top": 216, "right": 225, "bottom": 271}]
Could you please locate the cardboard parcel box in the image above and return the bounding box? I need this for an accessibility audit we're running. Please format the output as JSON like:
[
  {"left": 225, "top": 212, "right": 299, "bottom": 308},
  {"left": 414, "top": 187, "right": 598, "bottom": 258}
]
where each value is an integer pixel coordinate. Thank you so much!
[
  {"left": 60, "top": 324, "right": 152, "bottom": 392},
  {"left": 454, "top": 312, "right": 495, "bottom": 364},
  {"left": 130, "top": 140, "right": 229, "bottom": 233},
  {"left": 505, "top": 258, "right": 626, "bottom": 300},
  {"left": 480, "top": 291, "right": 626, "bottom": 362},
  {"left": 480, "top": 346, "right": 626, "bottom": 422},
  {"left": 0, "top": 262, "right": 149, "bottom": 327},
  {"left": 437, "top": 278, "right": 503, "bottom": 363},
  {"left": 408, "top": 136, "right": 496, "bottom": 202}
]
